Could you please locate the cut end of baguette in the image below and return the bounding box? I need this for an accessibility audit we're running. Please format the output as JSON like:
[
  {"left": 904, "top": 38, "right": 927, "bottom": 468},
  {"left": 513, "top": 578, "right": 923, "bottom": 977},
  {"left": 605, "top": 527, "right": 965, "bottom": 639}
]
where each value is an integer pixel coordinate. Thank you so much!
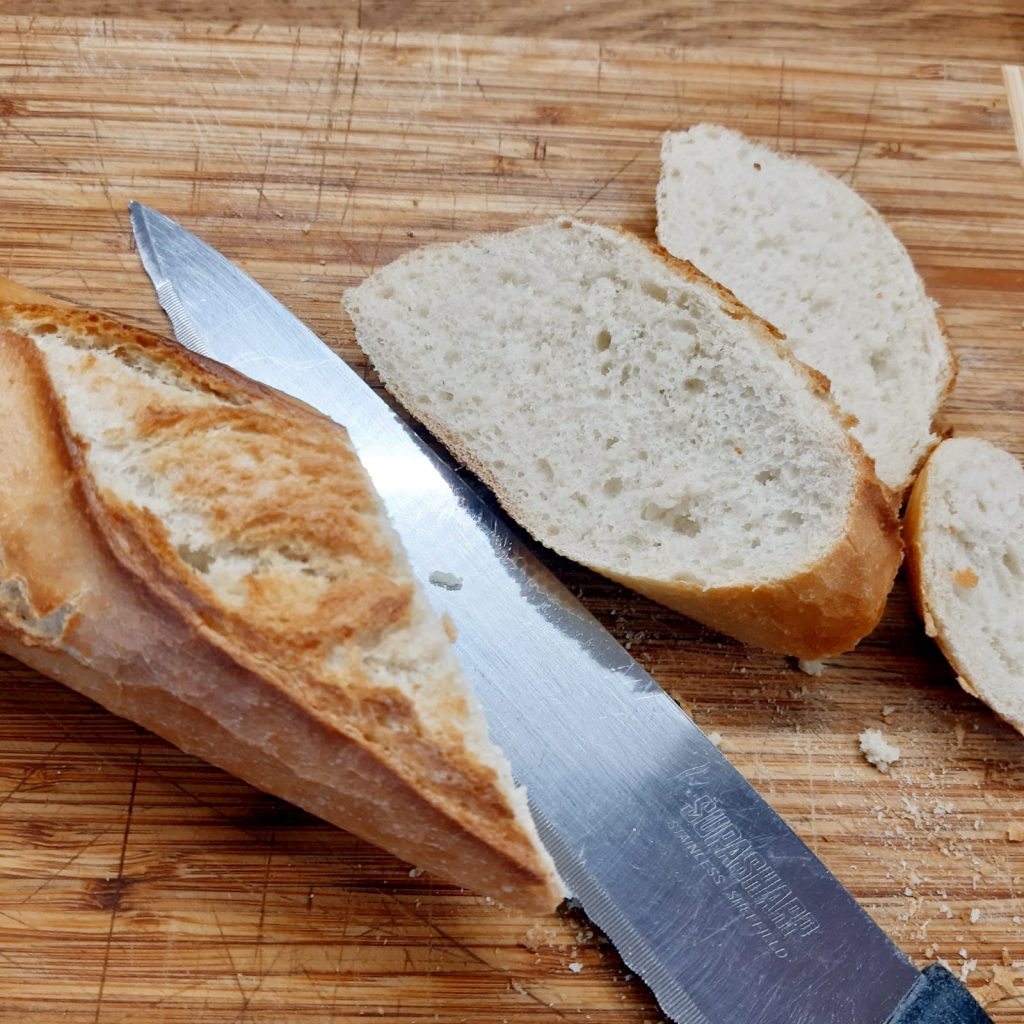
[
  {"left": 0, "top": 294, "right": 562, "bottom": 913},
  {"left": 345, "top": 218, "right": 902, "bottom": 658},
  {"left": 657, "top": 123, "right": 954, "bottom": 496},
  {"left": 905, "top": 437, "right": 1024, "bottom": 735}
]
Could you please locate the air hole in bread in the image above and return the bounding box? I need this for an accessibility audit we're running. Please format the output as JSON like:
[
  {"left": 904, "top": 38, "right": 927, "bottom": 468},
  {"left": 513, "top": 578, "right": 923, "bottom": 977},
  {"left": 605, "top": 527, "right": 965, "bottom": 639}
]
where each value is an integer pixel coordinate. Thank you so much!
[
  {"left": 683, "top": 377, "right": 704, "bottom": 394},
  {"left": 604, "top": 477, "right": 623, "bottom": 497},
  {"left": 595, "top": 328, "right": 612, "bottom": 352},
  {"left": 673, "top": 514, "right": 701, "bottom": 536},
  {"left": 642, "top": 280, "right": 669, "bottom": 303}
]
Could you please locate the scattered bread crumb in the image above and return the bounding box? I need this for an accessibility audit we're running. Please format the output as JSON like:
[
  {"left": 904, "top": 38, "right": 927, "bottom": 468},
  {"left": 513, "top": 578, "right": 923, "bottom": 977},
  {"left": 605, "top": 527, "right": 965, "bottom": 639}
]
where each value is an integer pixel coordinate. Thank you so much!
[
  {"left": 429, "top": 570, "right": 463, "bottom": 590},
  {"left": 969, "top": 908, "right": 981, "bottom": 924},
  {"left": 859, "top": 729, "right": 901, "bottom": 773},
  {"left": 1008, "top": 824, "right": 1024, "bottom": 842},
  {"left": 568, "top": 962, "right": 583, "bottom": 973},
  {"left": 960, "top": 959, "right": 977, "bottom": 982},
  {"left": 798, "top": 659, "right": 825, "bottom": 676},
  {"left": 440, "top": 612, "right": 458, "bottom": 643},
  {"left": 408, "top": 867, "right": 424, "bottom": 878},
  {"left": 881, "top": 705, "right": 896, "bottom": 717},
  {"left": 706, "top": 731, "right": 722, "bottom": 748}
]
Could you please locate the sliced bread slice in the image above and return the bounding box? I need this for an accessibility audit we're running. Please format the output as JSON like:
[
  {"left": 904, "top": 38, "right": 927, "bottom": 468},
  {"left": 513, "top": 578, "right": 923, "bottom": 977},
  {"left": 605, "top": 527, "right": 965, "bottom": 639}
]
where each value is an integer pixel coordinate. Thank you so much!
[
  {"left": 344, "top": 218, "right": 902, "bottom": 659},
  {"left": 905, "top": 437, "right": 1024, "bottom": 734},
  {"left": 656, "top": 124, "right": 954, "bottom": 496},
  {"left": 0, "top": 288, "right": 562, "bottom": 912}
]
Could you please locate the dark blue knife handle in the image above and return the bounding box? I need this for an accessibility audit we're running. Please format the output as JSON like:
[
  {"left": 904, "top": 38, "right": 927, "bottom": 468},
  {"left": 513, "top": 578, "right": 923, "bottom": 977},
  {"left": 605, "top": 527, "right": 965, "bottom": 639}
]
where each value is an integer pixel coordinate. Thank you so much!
[{"left": 885, "top": 964, "right": 992, "bottom": 1023}]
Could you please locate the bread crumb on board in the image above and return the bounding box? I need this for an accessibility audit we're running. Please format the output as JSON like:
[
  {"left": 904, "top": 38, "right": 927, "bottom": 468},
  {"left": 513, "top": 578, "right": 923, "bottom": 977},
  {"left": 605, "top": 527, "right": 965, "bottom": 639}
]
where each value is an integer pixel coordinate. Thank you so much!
[
  {"left": 1008, "top": 823, "right": 1024, "bottom": 842},
  {"left": 706, "top": 731, "right": 722, "bottom": 748},
  {"left": 859, "top": 728, "right": 901, "bottom": 773},
  {"left": 798, "top": 659, "right": 825, "bottom": 676}
]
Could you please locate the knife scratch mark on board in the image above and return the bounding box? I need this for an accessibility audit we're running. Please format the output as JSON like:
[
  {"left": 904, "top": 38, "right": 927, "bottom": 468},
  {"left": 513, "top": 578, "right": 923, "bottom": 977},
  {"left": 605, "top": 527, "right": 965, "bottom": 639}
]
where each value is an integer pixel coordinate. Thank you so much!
[
  {"left": 254, "top": 141, "right": 278, "bottom": 218},
  {"left": 253, "top": 828, "right": 276, "bottom": 980},
  {"left": 92, "top": 744, "right": 141, "bottom": 1024},
  {"left": 572, "top": 150, "right": 643, "bottom": 215},
  {"left": 312, "top": 36, "right": 349, "bottom": 228},
  {"left": 845, "top": 81, "right": 881, "bottom": 188},
  {"left": 213, "top": 906, "right": 256, "bottom": 1020},
  {"left": 0, "top": 737, "right": 67, "bottom": 812},
  {"left": 17, "top": 829, "right": 114, "bottom": 906},
  {"left": 386, "top": 891, "right": 506, "bottom": 973}
]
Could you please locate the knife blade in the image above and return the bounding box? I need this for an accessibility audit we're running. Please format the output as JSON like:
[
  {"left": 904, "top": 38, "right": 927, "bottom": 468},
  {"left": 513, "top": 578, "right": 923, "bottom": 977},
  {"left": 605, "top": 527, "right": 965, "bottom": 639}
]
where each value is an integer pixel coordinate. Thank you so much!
[{"left": 129, "top": 202, "right": 991, "bottom": 1024}]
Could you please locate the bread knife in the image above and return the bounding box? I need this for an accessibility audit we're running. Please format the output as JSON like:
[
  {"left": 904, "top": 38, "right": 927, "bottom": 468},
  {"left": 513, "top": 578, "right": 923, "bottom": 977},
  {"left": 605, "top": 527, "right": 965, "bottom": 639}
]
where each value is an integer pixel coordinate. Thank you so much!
[{"left": 129, "top": 202, "right": 993, "bottom": 1024}]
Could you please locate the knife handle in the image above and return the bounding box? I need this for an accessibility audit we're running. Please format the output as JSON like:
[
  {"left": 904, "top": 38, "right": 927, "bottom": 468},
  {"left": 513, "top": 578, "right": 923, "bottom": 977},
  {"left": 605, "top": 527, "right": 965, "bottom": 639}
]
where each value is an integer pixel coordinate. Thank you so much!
[{"left": 885, "top": 964, "right": 992, "bottom": 1023}]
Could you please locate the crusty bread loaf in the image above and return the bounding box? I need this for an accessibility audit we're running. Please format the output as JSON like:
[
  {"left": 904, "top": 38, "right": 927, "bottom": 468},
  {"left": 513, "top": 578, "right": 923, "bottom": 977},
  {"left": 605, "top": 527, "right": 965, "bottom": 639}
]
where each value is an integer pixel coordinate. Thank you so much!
[
  {"left": 657, "top": 124, "right": 955, "bottom": 496},
  {"left": 344, "top": 218, "right": 902, "bottom": 658},
  {"left": 905, "top": 437, "right": 1024, "bottom": 735},
  {"left": 0, "top": 283, "right": 561, "bottom": 913}
]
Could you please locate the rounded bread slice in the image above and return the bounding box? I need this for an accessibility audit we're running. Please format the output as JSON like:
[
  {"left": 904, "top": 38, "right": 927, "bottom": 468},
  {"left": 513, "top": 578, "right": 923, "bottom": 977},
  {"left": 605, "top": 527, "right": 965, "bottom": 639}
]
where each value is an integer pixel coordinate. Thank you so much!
[
  {"left": 905, "top": 437, "right": 1024, "bottom": 734},
  {"left": 344, "top": 218, "right": 902, "bottom": 658},
  {"left": 657, "top": 124, "right": 955, "bottom": 496}
]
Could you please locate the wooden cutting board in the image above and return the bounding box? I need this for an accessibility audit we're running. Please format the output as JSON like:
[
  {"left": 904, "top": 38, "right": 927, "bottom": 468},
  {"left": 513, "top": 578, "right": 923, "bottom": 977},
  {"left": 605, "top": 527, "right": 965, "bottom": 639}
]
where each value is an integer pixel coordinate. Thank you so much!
[{"left": 0, "top": 17, "right": 1023, "bottom": 1022}]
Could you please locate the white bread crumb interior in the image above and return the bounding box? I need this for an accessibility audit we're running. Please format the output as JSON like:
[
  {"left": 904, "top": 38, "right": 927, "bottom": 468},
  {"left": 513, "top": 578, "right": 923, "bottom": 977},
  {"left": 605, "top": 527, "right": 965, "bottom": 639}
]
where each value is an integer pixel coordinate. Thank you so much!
[
  {"left": 345, "top": 218, "right": 902, "bottom": 657},
  {"left": 657, "top": 124, "right": 954, "bottom": 494},
  {"left": 906, "top": 437, "right": 1024, "bottom": 734}
]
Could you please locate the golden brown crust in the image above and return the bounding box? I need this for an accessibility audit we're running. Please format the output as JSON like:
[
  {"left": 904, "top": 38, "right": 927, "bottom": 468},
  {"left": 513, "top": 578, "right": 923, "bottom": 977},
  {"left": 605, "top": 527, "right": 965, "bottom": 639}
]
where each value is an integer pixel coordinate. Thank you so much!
[
  {"left": 0, "top": 288, "right": 561, "bottom": 913},
  {"left": 608, "top": 471, "right": 902, "bottom": 659}
]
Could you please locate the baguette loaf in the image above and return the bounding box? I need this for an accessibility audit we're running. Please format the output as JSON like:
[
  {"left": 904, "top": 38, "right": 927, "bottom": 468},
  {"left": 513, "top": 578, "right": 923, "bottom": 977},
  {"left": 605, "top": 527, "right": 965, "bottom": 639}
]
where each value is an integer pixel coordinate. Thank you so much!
[
  {"left": 657, "top": 124, "right": 955, "bottom": 496},
  {"left": 905, "top": 437, "right": 1024, "bottom": 735},
  {"left": 0, "top": 283, "right": 561, "bottom": 913},
  {"left": 344, "top": 218, "right": 902, "bottom": 658}
]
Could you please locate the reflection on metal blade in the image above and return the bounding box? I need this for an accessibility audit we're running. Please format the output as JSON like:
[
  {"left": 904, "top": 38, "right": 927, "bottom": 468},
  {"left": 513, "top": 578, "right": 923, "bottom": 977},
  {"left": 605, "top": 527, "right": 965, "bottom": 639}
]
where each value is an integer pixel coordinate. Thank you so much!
[{"left": 130, "top": 202, "right": 921, "bottom": 1024}]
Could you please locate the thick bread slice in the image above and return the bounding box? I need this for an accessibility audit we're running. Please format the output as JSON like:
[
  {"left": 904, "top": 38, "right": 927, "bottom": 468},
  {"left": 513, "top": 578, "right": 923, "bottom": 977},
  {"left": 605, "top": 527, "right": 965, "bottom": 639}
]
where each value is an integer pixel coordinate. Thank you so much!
[
  {"left": 344, "top": 218, "right": 902, "bottom": 658},
  {"left": 656, "top": 124, "right": 955, "bottom": 496},
  {"left": 0, "top": 292, "right": 561, "bottom": 912},
  {"left": 905, "top": 437, "right": 1024, "bottom": 735}
]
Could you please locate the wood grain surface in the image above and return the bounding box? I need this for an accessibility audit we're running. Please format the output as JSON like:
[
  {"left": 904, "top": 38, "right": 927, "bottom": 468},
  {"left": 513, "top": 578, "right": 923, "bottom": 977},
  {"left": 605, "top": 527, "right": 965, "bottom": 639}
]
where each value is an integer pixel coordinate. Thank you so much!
[
  {"left": 0, "top": 16, "right": 1023, "bottom": 1023},
  {"left": 12, "top": 1, "right": 1024, "bottom": 63}
]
